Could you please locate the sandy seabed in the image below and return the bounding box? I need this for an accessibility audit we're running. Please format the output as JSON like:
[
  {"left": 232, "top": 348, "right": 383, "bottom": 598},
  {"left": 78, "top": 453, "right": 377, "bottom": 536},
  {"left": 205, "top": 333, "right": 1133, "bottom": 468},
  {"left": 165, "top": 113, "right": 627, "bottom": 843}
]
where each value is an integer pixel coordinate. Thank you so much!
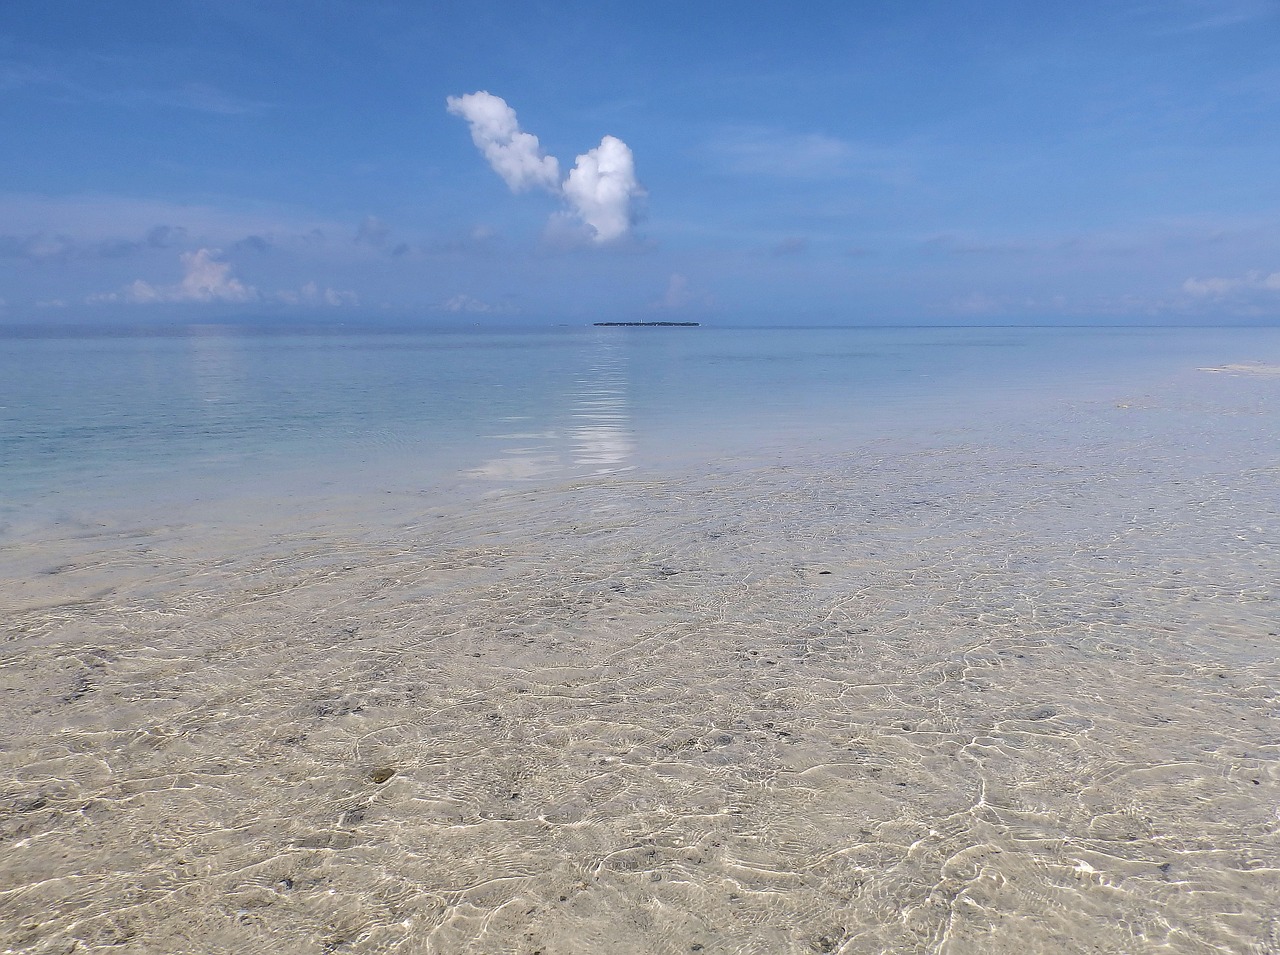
[{"left": 2, "top": 377, "right": 1278, "bottom": 955}]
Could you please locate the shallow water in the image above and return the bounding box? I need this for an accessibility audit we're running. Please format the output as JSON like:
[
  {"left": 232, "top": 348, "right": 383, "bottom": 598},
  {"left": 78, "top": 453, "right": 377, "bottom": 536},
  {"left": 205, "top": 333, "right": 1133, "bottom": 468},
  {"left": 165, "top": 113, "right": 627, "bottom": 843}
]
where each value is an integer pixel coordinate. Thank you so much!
[
  {"left": 4, "top": 323, "right": 1276, "bottom": 519},
  {"left": 1, "top": 324, "right": 1279, "bottom": 953}
]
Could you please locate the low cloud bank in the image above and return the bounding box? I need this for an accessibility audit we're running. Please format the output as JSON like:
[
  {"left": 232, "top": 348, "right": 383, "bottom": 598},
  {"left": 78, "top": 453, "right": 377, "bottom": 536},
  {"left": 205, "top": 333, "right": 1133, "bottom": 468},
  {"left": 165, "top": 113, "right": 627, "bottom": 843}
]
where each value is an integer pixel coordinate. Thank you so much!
[
  {"left": 447, "top": 91, "right": 643, "bottom": 244},
  {"left": 439, "top": 293, "right": 497, "bottom": 313},
  {"left": 276, "top": 282, "right": 358, "bottom": 307},
  {"left": 90, "top": 248, "right": 355, "bottom": 307},
  {"left": 1183, "top": 270, "right": 1280, "bottom": 297},
  {"left": 93, "top": 248, "right": 256, "bottom": 304}
]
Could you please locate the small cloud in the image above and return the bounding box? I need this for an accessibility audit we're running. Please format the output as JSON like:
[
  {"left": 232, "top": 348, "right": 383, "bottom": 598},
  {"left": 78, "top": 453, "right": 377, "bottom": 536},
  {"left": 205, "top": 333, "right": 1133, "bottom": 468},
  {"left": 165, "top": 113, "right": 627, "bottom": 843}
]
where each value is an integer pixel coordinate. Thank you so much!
[
  {"left": 1183, "top": 276, "right": 1240, "bottom": 296},
  {"left": 97, "top": 238, "right": 142, "bottom": 258},
  {"left": 439, "top": 293, "right": 495, "bottom": 313},
  {"left": 92, "top": 251, "right": 356, "bottom": 307},
  {"left": 1161, "top": 0, "right": 1275, "bottom": 32},
  {"left": 36, "top": 298, "right": 67, "bottom": 308},
  {"left": 90, "top": 248, "right": 258, "bottom": 304},
  {"left": 706, "top": 126, "right": 893, "bottom": 180},
  {"left": 0, "top": 233, "right": 77, "bottom": 260},
  {"left": 229, "top": 230, "right": 329, "bottom": 254},
  {"left": 275, "top": 281, "right": 358, "bottom": 307},
  {"left": 162, "top": 83, "right": 270, "bottom": 116},
  {"left": 233, "top": 234, "right": 272, "bottom": 254},
  {"left": 3, "top": 227, "right": 181, "bottom": 261},
  {"left": 355, "top": 216, "right": 391, "bottom": 247},
  {"left": 0, "top": 195, "right": 352, "bottom": 265},
  {"left": 147, "top": 224, "right": 188, "bottom": 248},
  {"left": 412, "top": 224, "right": 503, "bottom": 257},
  {"left": 1183, "top": 269, "right": 1280, "bottom": 297},
  {"left": 2, "top": 63, "right": 269, "bottom": 115}
]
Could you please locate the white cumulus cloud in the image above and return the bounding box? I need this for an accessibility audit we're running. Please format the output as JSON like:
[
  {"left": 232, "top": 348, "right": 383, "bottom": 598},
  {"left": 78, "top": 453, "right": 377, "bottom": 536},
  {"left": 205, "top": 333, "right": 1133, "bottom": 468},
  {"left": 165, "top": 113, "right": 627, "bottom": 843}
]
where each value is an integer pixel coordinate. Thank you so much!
[
  {"left": 446, "top": 91, "right": 560, "bottom": 194},
  {"left": 447, "top": 91, "right": 643, "bottom": 244},
  {"left": 562, "top": 135, "right": 643, "bottom": 244},
  {"left": 91, "top": 248, "right": 257, "bottom": 304}
]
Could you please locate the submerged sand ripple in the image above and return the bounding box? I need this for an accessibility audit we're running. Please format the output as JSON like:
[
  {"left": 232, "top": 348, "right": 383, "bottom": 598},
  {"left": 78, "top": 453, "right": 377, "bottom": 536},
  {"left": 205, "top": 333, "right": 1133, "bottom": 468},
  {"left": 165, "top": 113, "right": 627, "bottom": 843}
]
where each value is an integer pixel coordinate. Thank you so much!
[{"left": 2, "top": 396, "right": 1279, "bottom": 954}]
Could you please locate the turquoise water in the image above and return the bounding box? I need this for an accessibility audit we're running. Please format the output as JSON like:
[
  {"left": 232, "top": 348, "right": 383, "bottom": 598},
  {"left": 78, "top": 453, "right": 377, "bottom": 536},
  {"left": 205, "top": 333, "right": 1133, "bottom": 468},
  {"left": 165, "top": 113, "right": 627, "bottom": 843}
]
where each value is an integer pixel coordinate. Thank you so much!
[{"left": 4, "top": 323, "right": 1278, "bottom": 524}]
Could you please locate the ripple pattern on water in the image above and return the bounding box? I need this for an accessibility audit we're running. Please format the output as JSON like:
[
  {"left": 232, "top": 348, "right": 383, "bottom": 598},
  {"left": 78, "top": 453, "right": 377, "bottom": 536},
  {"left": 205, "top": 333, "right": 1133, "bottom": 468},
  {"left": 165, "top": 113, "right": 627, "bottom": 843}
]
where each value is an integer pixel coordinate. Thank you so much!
[{"left": 2, "top": 396, "right": 1279, "bottom": 954}]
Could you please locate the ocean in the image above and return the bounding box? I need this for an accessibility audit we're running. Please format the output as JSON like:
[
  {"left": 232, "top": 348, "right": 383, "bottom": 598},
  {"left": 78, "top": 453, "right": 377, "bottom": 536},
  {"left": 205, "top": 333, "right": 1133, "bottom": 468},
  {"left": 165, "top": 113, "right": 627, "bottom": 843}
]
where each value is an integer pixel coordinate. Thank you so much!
[
  {"left": 5, "top": 322, "right": 1279, "bottom": 521},
  {"left": 2, "top": 321, "right": 1278, "bottom": 954}
]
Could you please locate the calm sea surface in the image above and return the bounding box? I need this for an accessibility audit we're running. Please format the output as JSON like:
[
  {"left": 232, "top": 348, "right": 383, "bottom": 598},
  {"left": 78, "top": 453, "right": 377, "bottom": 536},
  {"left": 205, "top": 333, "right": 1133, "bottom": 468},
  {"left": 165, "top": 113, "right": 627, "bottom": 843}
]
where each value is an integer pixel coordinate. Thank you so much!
[{"left": 4, "top": 322, "right": 1278, "bottom": 529}]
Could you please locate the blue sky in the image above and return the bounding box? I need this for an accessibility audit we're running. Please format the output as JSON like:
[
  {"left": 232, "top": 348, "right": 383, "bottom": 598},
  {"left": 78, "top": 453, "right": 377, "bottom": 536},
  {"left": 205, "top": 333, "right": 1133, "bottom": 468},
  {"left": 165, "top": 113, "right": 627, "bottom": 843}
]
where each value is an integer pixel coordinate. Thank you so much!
[{"left": 2, "top": 0, "right": 1279, "bottom": 324}]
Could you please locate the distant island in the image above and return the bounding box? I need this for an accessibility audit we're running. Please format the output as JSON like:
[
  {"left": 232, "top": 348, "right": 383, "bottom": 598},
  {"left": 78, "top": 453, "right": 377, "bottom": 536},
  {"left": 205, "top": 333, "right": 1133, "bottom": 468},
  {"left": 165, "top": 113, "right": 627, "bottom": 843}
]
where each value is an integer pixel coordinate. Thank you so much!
[{"left": 593, "top": 321, "right": 700, "bottom": 327}]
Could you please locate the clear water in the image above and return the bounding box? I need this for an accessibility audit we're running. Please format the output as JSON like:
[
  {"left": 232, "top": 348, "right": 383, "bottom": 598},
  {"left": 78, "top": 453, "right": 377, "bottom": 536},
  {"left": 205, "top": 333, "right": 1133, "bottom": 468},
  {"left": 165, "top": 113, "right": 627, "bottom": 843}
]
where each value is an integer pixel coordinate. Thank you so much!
[
  {"left": 4, "top": 322, "right": 1278, "bottom": 521},
  {"left": 2, "top": 322, "right": 1279, "bottom": 955}
]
